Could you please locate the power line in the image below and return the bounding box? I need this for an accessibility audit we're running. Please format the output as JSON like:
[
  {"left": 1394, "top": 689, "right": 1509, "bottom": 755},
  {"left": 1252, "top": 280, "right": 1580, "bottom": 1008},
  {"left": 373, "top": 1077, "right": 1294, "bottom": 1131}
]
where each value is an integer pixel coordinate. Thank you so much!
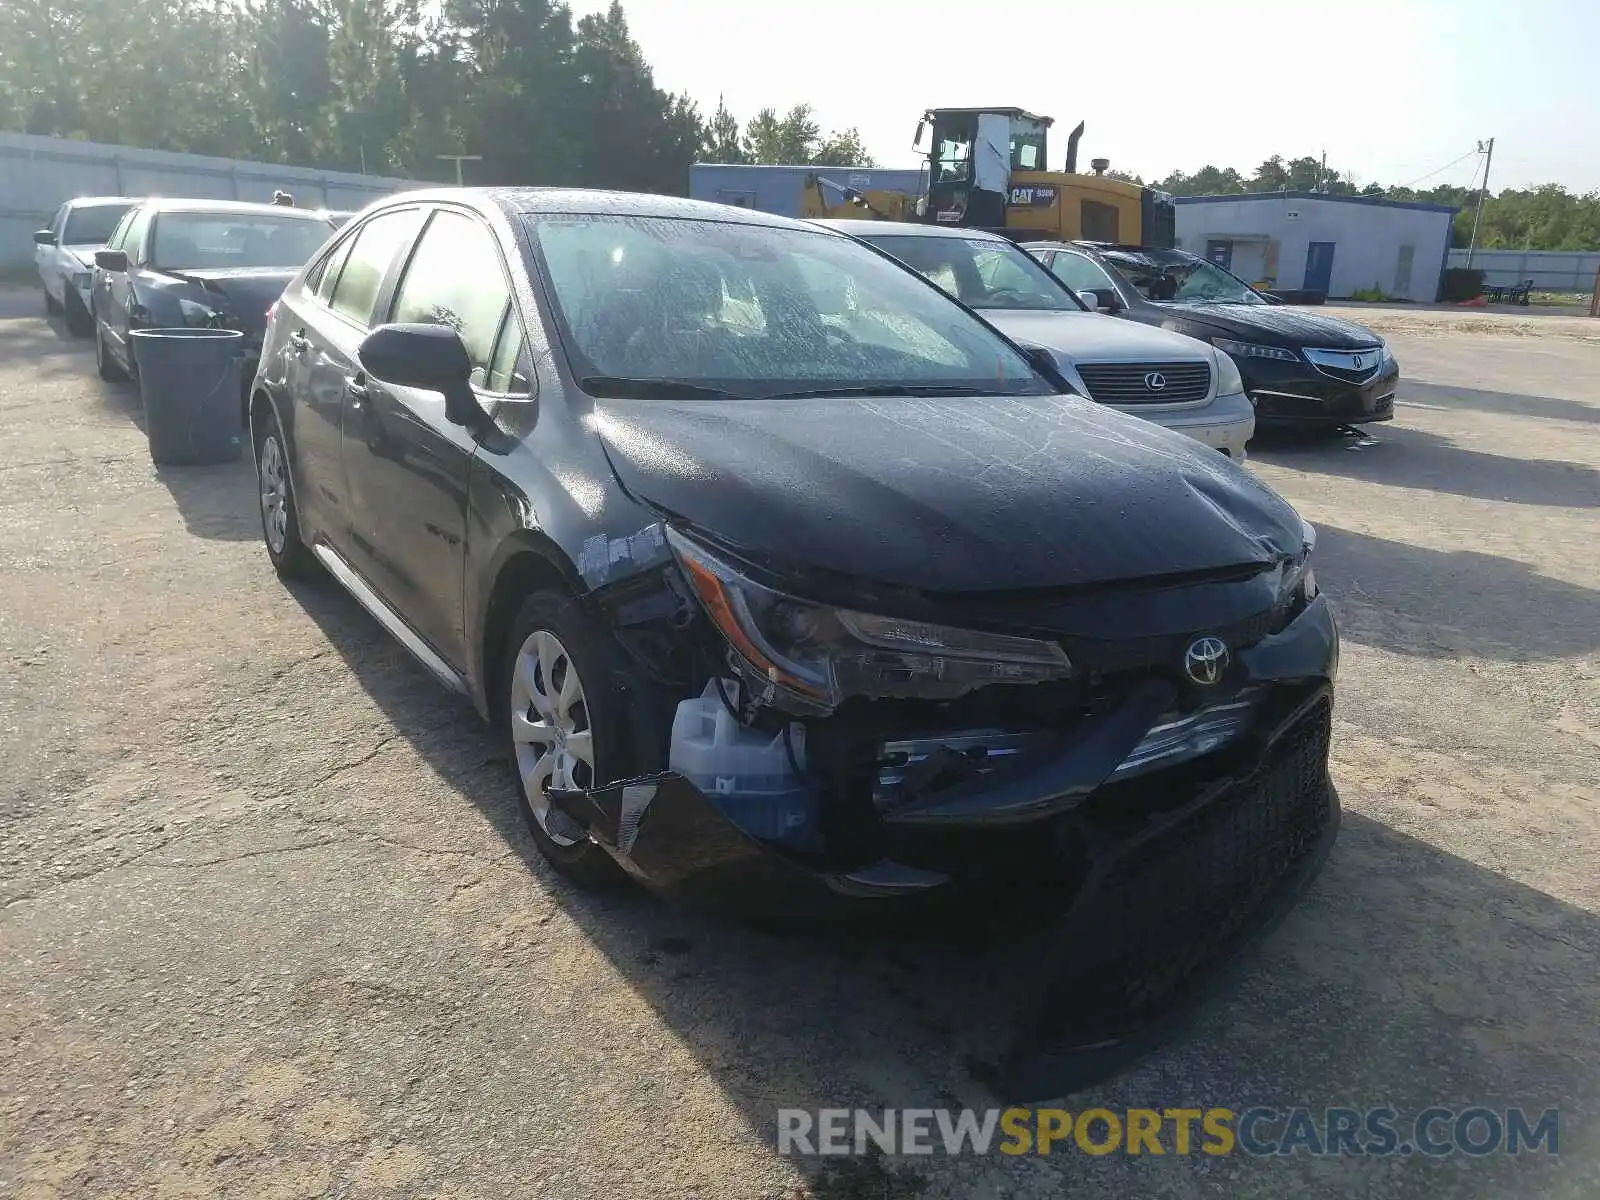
[{"left": 1399, "top": 148, "right": 1479, "bottom": 190}]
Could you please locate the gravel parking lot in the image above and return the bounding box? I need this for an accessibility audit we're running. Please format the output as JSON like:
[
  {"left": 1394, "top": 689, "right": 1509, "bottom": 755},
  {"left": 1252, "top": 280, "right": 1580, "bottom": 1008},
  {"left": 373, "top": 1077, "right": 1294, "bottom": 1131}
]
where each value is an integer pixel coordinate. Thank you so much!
[{"left": 2, "top": 287, "right": 1597, "bottom": 1199}]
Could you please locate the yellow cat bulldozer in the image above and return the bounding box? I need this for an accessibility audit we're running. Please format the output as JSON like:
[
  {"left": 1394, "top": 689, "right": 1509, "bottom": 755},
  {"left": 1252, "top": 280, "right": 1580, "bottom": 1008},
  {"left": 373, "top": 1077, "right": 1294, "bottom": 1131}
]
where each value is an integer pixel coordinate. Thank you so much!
[{"left": 799, "top": 107, "right": 1176, "bottom": 248}]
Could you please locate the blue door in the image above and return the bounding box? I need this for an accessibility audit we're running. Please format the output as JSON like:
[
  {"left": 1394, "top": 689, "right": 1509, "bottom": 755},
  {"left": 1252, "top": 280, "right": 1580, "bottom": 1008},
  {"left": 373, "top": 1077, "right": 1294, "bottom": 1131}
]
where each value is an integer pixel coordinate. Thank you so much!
[{"left": 1304, "top": 241, "right": 1336, "bottom": 294}]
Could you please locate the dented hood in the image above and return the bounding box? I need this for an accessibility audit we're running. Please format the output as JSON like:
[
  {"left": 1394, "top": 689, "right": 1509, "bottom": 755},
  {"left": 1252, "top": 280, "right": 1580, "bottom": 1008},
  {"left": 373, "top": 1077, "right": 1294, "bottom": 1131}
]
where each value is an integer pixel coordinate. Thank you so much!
[
  {"left": 1162, "top": 302, "right": 1382, "bottom": 350},
  {"left": 592, "top": 394, "right": 1303, "bottom": 594}
]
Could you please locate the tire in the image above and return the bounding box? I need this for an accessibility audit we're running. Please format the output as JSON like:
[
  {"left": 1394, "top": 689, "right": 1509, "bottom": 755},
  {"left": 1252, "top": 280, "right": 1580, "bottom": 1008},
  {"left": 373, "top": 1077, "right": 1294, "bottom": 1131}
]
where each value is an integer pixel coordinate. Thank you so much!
[
  {"left": 252, "top": 405, "right": 314, "bottom": 579},
  {"left": 45, "top": 287, "right": 62, "bottom": 316},
  {"left": 64, "top": 290, "right": 93, "bottom": 338},
  {"left": 95, "top": 319, "right": 128, "bottom": 382},
  {"left": 502, "top": 590, "right": 659, "bottom": 888}
]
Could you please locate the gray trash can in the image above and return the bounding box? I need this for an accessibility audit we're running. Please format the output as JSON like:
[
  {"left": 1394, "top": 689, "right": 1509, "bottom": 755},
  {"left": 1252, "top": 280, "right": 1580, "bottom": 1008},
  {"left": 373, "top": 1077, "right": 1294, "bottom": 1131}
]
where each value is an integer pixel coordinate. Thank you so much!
[{"left": 129, "top": 328, "right": 246, "bottom": 466}]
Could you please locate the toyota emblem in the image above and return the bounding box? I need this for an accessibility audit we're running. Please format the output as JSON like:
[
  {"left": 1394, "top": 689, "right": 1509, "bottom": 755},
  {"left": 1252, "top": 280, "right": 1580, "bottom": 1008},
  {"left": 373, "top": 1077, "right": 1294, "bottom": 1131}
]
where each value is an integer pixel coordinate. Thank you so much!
[
  {"left": 1183, "top": 636, "right": 1230, "bottom": 685},
  {"left": 1143, "top": 371, "right": 1167, "bottom": 392}
]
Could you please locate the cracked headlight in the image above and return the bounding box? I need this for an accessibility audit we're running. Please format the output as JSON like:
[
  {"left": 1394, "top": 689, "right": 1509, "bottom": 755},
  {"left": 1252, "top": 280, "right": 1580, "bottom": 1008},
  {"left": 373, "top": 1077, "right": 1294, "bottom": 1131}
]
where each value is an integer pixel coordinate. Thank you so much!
[
  {"left": 1210, "top": 347, "right": 1244, "bottom": 396},
  {"left": 178, "top": 297, "right": 222, "bottom": 327},
  {"left": 667, "top": 528, "right": 1074, "bottom": 710},
  {"left": 1213, "top": 337, "right": 1298, "bottom": 363},
  {"left": 1277, "top": 518, "right": 1319, "bottom": 608}
]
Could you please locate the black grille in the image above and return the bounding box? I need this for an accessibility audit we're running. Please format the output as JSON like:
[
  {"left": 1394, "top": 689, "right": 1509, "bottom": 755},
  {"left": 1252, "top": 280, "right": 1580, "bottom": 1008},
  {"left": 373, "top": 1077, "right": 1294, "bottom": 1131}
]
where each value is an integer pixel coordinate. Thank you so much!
[
  {"left": 1076, "top": 361, "right": 1210, "bottom": 405},
  {"left": 1041, "top": 697, "right": 1333, "bottom": 1034}
]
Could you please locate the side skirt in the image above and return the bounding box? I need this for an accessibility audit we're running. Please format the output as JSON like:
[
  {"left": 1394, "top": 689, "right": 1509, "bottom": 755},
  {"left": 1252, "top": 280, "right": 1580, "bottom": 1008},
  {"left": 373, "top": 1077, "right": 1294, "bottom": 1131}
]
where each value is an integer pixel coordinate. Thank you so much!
[{"left": 311, "top": 541, "right": 470, "bottom": 698}]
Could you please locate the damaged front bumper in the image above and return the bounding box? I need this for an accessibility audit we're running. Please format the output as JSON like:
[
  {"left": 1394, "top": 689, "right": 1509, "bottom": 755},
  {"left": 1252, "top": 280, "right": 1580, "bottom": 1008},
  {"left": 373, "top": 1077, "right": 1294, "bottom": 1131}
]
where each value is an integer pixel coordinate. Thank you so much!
[{"left": 549, "top": 592, "right": 1340, "bottom": 915}]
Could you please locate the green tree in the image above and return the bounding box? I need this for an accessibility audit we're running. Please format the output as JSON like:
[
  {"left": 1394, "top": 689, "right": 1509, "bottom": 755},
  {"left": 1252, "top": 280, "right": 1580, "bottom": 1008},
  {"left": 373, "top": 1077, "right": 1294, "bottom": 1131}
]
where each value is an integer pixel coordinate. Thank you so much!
[{"left": 701, "top": 94, "right": 747, "bottom": 163}]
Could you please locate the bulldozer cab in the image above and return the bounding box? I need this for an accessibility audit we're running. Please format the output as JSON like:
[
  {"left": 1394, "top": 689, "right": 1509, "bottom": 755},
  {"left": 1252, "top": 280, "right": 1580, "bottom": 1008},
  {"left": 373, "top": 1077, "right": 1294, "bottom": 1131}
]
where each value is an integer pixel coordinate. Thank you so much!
[{"left": 919, "top": 107, "right": 1052, "bottom": 229}]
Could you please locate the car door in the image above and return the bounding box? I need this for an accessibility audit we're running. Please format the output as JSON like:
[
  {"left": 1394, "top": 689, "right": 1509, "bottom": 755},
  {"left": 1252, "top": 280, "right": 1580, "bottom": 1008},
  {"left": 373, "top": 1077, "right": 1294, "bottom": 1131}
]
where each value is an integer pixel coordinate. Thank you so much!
[
  {"left": 100, "top": 206, "right": 154, "bottom": 370},
  {"left": 38, "top": 205, "right": 67, "bottom": 299},
  {"left": 283, "top": 206, "right": 426, "bottom": 553},
  {"left": 339, "top": 205, "right": 521, "bottom": 668}
]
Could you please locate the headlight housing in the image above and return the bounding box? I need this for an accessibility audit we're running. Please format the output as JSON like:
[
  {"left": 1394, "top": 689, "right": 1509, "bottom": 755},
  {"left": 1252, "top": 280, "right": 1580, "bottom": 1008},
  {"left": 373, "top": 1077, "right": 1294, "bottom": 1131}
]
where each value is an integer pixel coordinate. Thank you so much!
[
  {"left": 1276, "top": 518, "right": 1319, "bottom": 615},
  {"left": 1210, "top": 347, "right": 1245, "bottom": 396},
  {"left": 1213, "top": 337, "right": 1298, "bottom": 363},
  {"left": 71, "top": 270, "right": 92, "bottom": 292},
  {"left": 178, "top": 297, "right": 223, "bottom": 327},
  {"left": 666, "top": 528, "right": 1074, "bottom": 712}
]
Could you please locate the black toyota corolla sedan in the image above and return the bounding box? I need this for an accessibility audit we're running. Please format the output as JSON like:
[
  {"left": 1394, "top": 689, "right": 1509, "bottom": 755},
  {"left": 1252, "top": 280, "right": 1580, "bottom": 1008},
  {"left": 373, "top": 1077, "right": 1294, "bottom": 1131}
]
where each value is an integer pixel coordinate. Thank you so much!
[
  {"left": 1025, "top": 241, "right": 1399, "bottom": 430},
  {"left": 251, "top": 190, "right": 1338, "bottom": 1002}
]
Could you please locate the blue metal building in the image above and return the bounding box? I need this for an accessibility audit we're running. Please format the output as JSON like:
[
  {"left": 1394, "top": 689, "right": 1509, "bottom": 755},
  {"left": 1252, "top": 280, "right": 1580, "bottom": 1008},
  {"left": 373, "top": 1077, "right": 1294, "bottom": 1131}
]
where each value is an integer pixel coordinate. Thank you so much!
[{"left": 689, "top": 163, "right": 926, "bottom": 218}]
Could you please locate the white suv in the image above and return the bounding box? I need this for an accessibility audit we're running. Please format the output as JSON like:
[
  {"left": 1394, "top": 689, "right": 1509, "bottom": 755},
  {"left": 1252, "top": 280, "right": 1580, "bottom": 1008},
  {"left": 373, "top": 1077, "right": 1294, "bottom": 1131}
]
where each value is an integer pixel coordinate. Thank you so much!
[{"left": 814, "top": 220, "right": 1255, "bottom": 459}]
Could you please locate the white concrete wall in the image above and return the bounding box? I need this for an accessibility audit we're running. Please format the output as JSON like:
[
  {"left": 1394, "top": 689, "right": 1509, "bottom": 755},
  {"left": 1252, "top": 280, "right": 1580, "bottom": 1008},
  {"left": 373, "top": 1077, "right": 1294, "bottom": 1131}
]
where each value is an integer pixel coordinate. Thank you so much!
[
  {"left": 1, "top": 131, "right": 421, "bottom": 270},
  {"left": 1176, "top": 196, "right": 1455, "bottom": 300},
  {"left": 1445, "top": 249, "right": 1600, "bottom": 292}
]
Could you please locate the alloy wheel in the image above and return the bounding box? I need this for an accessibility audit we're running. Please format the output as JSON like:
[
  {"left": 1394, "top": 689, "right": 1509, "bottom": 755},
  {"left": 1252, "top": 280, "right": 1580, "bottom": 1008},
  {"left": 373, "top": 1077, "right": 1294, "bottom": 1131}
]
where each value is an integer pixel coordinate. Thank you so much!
[
  {"left": 509, "top": 629, "right": 594, "bottom": 847},
  {"left": 258, "top": 433, "right": 289, "bottom": 556}
]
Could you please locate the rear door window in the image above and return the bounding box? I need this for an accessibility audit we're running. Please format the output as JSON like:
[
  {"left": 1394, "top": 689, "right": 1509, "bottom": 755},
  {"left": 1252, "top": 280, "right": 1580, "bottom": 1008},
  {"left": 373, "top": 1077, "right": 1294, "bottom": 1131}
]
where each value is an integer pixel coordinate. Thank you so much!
[{"left": 327, "top": 208, "right": 425, "bottom": 327}]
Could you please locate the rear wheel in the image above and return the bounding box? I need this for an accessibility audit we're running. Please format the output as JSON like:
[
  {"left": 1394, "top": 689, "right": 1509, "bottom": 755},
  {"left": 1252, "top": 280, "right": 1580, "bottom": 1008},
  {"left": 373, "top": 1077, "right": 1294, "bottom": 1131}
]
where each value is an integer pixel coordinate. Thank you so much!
[
  {"left": 503, "top": 591, "right": 641, "bottom": 888},
  {"left": 253, "top": 406, "right": 314, "bottom": 579}
]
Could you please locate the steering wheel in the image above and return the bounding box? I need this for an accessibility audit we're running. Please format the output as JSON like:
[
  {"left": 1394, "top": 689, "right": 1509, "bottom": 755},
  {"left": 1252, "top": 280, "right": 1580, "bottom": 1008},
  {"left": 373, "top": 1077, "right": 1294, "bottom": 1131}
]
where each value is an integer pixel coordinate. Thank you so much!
[{"left": 984, "top": 287, "right": 1031, "bottom": 304}]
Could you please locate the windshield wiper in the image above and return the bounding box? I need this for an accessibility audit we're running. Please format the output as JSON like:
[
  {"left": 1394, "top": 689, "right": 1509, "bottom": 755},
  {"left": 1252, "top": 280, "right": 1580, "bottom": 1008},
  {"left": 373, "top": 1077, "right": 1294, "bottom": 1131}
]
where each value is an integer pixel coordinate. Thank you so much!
[
  {"left": 760, "top": 383, "right": 1010, "bottom": 400},
  {"left": 578, "top": 375, "right": 751, "bottom": 401}
]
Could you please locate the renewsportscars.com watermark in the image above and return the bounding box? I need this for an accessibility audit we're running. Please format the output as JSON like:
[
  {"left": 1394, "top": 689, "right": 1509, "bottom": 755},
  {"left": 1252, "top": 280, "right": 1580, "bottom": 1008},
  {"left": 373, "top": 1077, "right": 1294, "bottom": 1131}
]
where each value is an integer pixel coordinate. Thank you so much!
[{"left": 778, "top": 1106, "right": 1560, "bottom": 1158}]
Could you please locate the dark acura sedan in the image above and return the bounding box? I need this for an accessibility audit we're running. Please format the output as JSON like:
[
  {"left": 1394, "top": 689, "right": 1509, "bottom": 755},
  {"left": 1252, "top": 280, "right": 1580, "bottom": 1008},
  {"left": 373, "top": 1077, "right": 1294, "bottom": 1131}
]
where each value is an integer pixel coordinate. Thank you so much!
[
  {"left": 1026, "top": 241, "right": 1399, "bottom": 430},
  {"left": 91, "top": 199, "right": 337, "bottom": 414},
  {"left": 251, "top": 189, "right": 1338, "bottom": 1023}
]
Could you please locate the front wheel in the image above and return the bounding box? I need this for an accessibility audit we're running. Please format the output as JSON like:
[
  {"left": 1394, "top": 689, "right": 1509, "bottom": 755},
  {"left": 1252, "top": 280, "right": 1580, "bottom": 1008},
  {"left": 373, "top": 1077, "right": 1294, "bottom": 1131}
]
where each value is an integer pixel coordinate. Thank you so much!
[
  {"left": 95, "top": 319, "right": 127, "bottom": 382},
  {"left": 502, "top": 591, "right": 645, "bottom": 888},
  {"left": 45, "top": 287, "right": 62, "bottom": 316},
  {"left": 64, "top": 291, "right": 94, "bottom": 338}
]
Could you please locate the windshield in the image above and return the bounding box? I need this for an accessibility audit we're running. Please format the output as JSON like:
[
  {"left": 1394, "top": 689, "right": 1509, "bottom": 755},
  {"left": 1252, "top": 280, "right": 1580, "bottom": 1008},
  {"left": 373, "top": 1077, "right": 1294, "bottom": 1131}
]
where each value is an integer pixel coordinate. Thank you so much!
[
  {"left": 150, "top": 212, "right": 335, "bottom": 270},
  {"left": 63, "top": 203, "right": 134, "bottom": 245},
  {"left": 1103, "top": 252, "right": 1265, "bottom": 305},
  {"left": 861, "top": 234, "right": 1086, "bottom": 313},
  {"left": 529, "top": 215, "right": 1051, "bottom": 398}
]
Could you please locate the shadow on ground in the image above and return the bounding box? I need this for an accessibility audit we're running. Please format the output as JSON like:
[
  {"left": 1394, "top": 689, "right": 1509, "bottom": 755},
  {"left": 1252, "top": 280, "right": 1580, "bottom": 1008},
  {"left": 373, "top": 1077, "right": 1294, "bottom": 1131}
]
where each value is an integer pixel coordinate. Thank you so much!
[
  {"left": 284, "top": 574, "right": 1597, "bottom": 1198},
  {"left": 1309, "top": 523, "right": 1600, "bottom": 662},
  {"left": 1400, "top": 379, "right": 1600, "bottom": 427},
  {"left": 1250, "top": 423, "right": 1600, "bottom": 508}
]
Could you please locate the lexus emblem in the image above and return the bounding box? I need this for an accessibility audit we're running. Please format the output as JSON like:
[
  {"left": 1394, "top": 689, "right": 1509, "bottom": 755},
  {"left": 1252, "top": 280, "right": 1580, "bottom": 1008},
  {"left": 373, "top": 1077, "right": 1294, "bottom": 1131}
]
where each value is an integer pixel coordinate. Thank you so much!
[
  {"left": 1352, "top": 354, "right": 1365, "bottom": 369},
  {"left": 1143, "top": 371, "right": 1167, "bottom": 392},
  {"left": 1184, "top": 636, "right": 1230, "bottom": 685}
]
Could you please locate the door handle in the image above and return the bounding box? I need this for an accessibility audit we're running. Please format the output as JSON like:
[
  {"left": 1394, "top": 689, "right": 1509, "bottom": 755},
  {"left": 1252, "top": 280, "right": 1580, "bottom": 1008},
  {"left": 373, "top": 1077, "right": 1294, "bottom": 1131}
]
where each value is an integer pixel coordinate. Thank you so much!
[
  {"left": 343, "top": 373, "right": 370, "bottom": 407},
  {"left": 287, "top": 331, "right": 310, "bottom": 355}
]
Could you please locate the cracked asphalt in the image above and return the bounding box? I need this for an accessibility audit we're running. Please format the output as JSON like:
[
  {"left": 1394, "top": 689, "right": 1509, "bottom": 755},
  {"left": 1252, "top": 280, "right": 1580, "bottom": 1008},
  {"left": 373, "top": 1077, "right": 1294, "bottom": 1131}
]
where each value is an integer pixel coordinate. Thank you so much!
[{"left": 2, "top": 287, "right": 1597, "bottom": 1199}]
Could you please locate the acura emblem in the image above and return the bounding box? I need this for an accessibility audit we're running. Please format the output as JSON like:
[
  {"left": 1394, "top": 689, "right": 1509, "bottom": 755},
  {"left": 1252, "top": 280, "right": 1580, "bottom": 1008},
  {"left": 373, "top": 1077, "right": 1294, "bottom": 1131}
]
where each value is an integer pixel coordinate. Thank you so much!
[
  {"left": 1352, "top": 354, "right": 1365, "bottom": 369},
  {"left": 1143, "top": 371, "right": 1167, "bottom": 391},
  {"left": 1184, "top": 636, "right": 1230, "bottom": 685}
]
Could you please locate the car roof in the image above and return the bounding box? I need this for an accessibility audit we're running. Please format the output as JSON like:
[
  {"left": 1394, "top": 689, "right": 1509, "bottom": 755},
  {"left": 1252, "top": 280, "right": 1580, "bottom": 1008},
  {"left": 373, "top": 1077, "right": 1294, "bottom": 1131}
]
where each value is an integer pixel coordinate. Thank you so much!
[
  {"left": 415, "top": 187, "right": 830, "bottom": 233},
  {"left": 137, "top": 198, "right": 336, "bottom": 220},
  {"left": 811, "top": 218, "right": 1010, "bottom": 243},
  {"left": 1021, "top": 240, "right": 1200, "bottom": 264},
  {"left": 66, "top": 196, "right": 141, "bottom": 208}
]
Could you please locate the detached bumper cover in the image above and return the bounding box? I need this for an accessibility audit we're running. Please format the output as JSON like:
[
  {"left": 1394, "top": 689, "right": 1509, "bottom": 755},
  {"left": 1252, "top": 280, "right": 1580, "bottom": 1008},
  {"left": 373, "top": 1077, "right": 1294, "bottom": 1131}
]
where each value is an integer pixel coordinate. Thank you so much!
[{"left": 1244, "top": 356, "right": 1399, "bottom": 426}]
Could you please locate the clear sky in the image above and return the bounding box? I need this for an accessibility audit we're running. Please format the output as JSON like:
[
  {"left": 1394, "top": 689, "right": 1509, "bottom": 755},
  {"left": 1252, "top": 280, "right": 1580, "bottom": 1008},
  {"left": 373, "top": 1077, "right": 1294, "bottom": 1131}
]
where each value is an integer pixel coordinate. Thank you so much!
[{"left": 571, "top": 0, "right": 1600, "bottom": 193}]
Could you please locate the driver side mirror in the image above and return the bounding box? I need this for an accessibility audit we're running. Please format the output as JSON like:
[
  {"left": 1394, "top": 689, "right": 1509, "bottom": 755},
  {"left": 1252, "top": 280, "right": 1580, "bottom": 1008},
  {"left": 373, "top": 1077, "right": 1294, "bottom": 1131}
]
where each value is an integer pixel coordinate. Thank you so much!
[
  {"left": 34, "top": 229, "right": 56, "bottom": 246},
  {"left": 94, "top": 249, "right": 128, "bottom": 272},
  {"left": 1078, "top": 287, "right": 1122, "bottom": 314},
  {"left": 358, "top": 323, "right": 483, "bottom": 427}
]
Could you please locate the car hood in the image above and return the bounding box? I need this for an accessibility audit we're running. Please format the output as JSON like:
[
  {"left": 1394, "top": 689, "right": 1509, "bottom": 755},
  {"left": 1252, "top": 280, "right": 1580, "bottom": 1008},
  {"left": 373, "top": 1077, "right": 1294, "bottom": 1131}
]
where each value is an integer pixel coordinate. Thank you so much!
[
  {"left": 1162, "top": 302, "right": 1382, "bottom": 349},
  {"left": 166, "top": 268, "right": 300, "bottom": 334},
  {"left": 980, "top": 309, "right": 1211, "bottom": 362},
  {"left": 591, "top": 393, "right": 1303, "bottom": 594},
  {"left": 64, "top": 245, "right": 104, "bottom": 270}
]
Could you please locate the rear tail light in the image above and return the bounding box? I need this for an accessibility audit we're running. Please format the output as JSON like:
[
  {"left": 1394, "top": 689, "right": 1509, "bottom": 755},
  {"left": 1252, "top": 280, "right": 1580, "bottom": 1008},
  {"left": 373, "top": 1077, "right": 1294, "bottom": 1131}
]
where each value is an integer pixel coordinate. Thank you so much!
[{"left": 265, "top": 300, "right": 278, "bottom": 323}]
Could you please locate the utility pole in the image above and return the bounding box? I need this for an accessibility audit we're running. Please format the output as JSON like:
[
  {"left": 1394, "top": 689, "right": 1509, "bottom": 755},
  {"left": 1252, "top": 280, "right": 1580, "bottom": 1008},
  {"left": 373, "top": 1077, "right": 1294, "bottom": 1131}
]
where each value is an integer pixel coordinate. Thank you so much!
[
  {"left": 436, "top": 153, "right": 483, "bottom": 187},
  {"left": 1319, "top": 148, "right": 1327, "bottom": 193},
  {"left": 1465, "top": 137, "right": 1495, "bottom": 270}
]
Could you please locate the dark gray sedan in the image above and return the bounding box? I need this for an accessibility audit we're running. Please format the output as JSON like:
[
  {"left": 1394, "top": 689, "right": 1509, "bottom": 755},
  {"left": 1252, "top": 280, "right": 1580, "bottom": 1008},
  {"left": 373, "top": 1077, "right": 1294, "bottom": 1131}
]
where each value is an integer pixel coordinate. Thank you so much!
[{"left": 90, "top": 199, "right": 336, "bottom": 416}]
